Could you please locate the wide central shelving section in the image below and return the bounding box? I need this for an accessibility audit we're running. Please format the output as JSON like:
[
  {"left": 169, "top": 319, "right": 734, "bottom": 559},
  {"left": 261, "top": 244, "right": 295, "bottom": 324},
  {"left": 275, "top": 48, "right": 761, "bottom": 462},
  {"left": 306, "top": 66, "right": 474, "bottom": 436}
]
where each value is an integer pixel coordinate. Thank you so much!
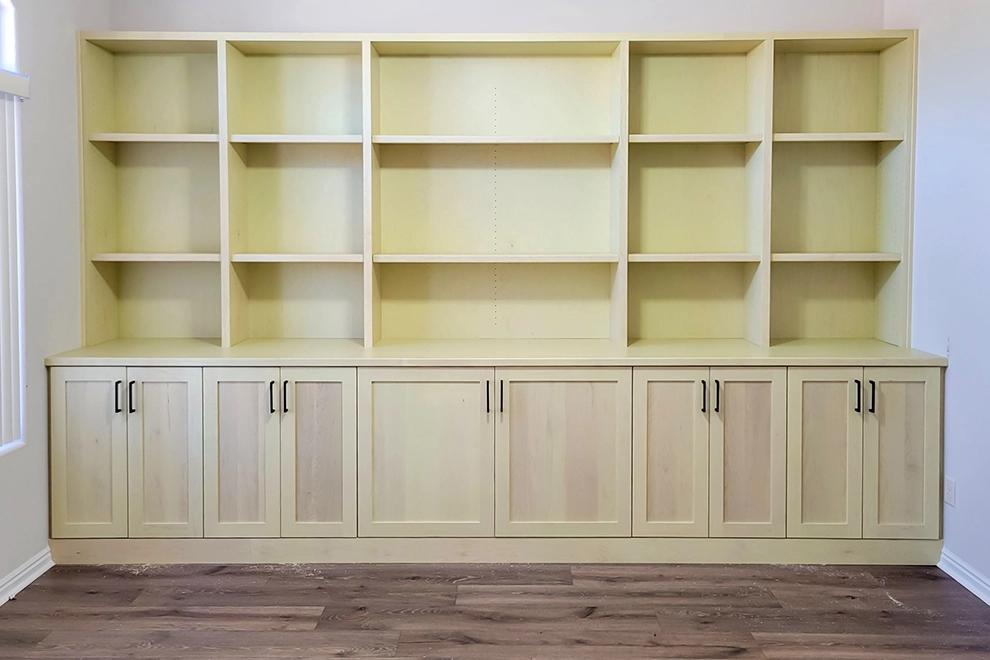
[
  {"left": 77, "top": 32, "right": 917, "bottom": 354},
  {"left": 370, "top": 41, "right": 624, "bottom": 344}
]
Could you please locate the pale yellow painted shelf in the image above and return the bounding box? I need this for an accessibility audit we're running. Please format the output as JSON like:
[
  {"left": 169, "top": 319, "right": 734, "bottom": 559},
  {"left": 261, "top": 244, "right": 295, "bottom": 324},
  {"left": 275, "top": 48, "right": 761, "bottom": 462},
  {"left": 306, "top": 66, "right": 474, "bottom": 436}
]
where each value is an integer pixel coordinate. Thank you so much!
[
  {"left": 373, "top": 254, "right": 620, "bottom": 264},
  {"left": 89, "top": 133, "right": 220, "bottom": 143},
  {"left": 91, "top": 252, "right": 222, "bottom": 263},
  {"left": 231, "top": 253, "right": 364, "bottom": 263},
  {"left": 46, "top": 337, "right": 947, "bottom": 368},
  {"left": 372, "top": 135, "right": 620, "bottom": 145},
  {"left": 771, "top": 253, "right": 902, "bottom": 263},
  {"left": 629, "top": 253, "right": 762, "bottom": 263},
  {"left": 630, "top": 134, "right": 763, "bottom": 144},
  {"left": 773, "top": 132, "right": 904, "bottom": 142},
  {"left": 229, "top": 134, "right": 363, "bottom": 144}
]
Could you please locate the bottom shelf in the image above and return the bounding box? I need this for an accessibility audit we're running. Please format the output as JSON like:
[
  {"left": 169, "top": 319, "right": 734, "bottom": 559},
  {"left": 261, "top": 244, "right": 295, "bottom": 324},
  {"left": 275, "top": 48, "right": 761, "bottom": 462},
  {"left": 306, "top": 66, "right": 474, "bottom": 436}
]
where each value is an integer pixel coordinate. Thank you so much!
[
  {"left": 629, "top": 262, "right": 763, "bottom": 342},
  {"left": 231, "top": 262, "right": 363, "bottom": 340},
  {"left": 770, "top": 261, "right": 906, "bottom": 345},
  {"left": 88, "top": 261, "right": 222, "bottom": 342},
  {"left": 377, "top": 262, "right": 617, "bottom": 341}
]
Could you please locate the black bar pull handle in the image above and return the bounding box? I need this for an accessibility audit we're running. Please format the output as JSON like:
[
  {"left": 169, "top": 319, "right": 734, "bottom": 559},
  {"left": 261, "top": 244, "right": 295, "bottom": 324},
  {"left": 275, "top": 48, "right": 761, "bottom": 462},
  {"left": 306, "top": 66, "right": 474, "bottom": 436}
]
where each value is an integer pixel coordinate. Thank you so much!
[
  {"left": 269, "top": 381, "right": 276, "bottom": 414},
  {"left": 701, "top": 380, "right": 707, "bottom": 413},
  {"left": 128, "top": 380, "right": 136, "bottom": 414},
  {"left": 114, "top": 380, "right": 122, "bottom": 413},
  {"left": 486, "top": 380, "right": 490, "bottom": 414},
  {"left": 283, "top": 380, "right": 288, "bottom": 414},
  {"left": 869, "top": 380, "right": 877, "bottom": 413},
  {"left": 714, "top": 380, "right": 721, "bottom": 413},
  {"left": 855, "top": 379, "right": 862, "bottom": 413},
  {"left": 500, "top": 380, "right": 505, "bottom": 414}
]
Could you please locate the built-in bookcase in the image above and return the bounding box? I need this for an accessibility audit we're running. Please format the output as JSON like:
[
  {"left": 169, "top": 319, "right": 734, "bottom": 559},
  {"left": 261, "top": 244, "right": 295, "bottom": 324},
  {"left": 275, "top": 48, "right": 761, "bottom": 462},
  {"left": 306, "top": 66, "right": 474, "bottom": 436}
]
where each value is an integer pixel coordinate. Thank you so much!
[{"left": 78, "top": 32, "right": 917, "bottom": 351}]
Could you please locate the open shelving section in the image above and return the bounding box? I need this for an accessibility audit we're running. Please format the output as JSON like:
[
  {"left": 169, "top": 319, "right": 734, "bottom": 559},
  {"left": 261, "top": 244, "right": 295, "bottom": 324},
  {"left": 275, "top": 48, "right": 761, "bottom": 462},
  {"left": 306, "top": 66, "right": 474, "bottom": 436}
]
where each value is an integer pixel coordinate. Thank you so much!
[
  {"left": 76, "top": 31, "right": 919, "bottom": 355},
  {"left": 769, "top": 35, "right": 915, "bottom": 347},
  {"left": 367, "top": 40, "right": 627, "bottom": 345},
  {"left": 79, "top": 37, "right": 223, "bottom": 344}
]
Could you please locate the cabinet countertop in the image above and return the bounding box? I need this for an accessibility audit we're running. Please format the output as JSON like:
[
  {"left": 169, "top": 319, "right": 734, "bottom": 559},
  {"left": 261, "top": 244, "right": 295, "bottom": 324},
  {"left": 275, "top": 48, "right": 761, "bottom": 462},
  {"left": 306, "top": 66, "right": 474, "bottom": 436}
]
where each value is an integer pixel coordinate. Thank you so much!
[{"left": 46, "top": 338, "right": 948, "bottom": 368}]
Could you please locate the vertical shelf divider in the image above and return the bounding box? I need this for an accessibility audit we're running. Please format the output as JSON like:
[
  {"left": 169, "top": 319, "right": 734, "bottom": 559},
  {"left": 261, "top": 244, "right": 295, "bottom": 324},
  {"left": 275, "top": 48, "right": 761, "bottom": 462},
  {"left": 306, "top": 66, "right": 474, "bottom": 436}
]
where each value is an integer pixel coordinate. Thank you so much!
[
  {"left": 217, "top": 39, "right": 234, "bottom": 347},
  {"left": 363, "top": 41, "right": 379, "bottom": 348},
  {"left": 613, "top": 40, "right": 630, "bottom": 347},
  {"left": 754, "top": 39, "right": 774, "bottom": 348}
]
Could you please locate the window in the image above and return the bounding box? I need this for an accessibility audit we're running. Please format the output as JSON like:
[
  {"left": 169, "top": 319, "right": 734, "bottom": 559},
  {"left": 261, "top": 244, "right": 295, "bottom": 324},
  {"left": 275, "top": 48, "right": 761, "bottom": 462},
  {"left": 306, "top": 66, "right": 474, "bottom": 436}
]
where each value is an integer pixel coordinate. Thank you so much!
[{"left": 0, "top": 0, "right": 27, "bottom": 455}]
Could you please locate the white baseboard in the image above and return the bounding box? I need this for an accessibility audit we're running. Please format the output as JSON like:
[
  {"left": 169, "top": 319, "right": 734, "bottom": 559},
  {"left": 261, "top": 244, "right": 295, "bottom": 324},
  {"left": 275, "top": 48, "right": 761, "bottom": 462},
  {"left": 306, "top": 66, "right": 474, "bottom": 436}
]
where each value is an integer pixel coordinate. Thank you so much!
[
  {"left": 939, "top": 548, "right": 990, "bottom": 607},
  {"left": 0, "top": 547, "right": 53, "bottom": 607}
]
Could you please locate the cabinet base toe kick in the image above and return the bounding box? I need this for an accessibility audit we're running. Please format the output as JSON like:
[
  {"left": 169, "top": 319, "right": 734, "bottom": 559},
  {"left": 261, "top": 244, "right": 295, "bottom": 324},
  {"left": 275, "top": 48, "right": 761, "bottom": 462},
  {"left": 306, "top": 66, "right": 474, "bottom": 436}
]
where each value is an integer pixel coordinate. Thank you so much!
[{"left": 49, "top": 538, "right": 943, "bottom": 566}]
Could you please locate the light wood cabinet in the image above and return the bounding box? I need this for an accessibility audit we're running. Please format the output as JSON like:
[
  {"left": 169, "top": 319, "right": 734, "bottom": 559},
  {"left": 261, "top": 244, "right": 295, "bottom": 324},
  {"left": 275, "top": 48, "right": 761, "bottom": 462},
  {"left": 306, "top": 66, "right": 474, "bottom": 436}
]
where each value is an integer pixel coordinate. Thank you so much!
[
  {"left": 864, "top": 367, "right": 941, "bottom": 540},
  {"left": 280, "top": 368, "right": 357, "bottom": 538},
  {"left": 55, "top": 29, "right": 943, "bottom": 561},
  {"left": 709, "top": 368, "right": 786, "bottom": 538},
  {"left": 787, "top": 368, "right": 863, "bottom": 539},
  {"left": 50, "top": 367, "right": 128, "bottom": 539},
  {"left": 204, "top": 367, "right": 281, "bottom": 538},
  {"left": 495, "top": 368, "right": 632, "bottom": 537},
  {"left": 127, "top": 367, "right": 204, "bottom": 538},
  {"left": 358, "top": 368, "right": 495, "bottom": 537},
  {"left": 633, "top": 368, "right": 709, "bottom": 537}
]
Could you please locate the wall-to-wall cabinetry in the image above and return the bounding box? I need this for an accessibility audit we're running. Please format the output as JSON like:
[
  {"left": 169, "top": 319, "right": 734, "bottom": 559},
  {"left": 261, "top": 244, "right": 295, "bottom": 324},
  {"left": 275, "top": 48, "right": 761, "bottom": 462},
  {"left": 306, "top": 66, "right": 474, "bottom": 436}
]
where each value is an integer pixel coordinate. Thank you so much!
[
  {"left": 50, "top": 30, "right": 946, "bottom": 565},
  {"left": 49, "top": 362, "right": 944, "bottom": 562}
]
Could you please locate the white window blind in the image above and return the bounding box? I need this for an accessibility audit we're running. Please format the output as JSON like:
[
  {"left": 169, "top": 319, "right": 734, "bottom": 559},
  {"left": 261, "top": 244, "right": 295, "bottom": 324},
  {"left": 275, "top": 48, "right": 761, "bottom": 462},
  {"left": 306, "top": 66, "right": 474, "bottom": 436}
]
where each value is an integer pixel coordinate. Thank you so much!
[{"left": 0, "top": 0, "right": 27, "bottom": 454}]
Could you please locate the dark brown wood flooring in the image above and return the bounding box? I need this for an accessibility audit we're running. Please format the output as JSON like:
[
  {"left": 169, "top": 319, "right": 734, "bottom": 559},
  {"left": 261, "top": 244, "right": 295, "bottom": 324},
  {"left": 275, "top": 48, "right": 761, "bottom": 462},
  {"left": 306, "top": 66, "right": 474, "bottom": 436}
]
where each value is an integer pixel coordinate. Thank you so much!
[{"left": 2, "top": 564, "right": 990, "bottom": 658}]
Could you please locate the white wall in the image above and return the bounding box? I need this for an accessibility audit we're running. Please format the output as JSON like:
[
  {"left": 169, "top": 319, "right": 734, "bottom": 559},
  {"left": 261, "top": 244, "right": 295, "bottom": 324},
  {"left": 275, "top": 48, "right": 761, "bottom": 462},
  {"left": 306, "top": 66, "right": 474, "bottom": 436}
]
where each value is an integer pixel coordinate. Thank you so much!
[
  {"left": 885, "top": 0, "right": 990, "bottom": 582},
  {"left": 0, "top": 0, "right": 109, "bottom": 587},
  {"left": 109, "top": 0, "right": 883, "bottom": 33}
]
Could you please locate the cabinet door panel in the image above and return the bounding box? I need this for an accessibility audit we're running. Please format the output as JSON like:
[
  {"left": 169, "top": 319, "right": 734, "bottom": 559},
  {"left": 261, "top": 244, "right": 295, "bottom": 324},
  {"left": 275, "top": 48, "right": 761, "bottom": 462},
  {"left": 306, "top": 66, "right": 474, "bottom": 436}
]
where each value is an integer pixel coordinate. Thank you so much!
[
  {"left": 864, "top": 367, "right": 941, "bottom": 540},
  {"left": 281, "top": 368, "right": 357, "bottom": 538},
  {"left": 787, "top": 368, "right": 863, "bottom": 539},
  {"left": 496, "top": 368, "right": 631, "bottom": 537},
  {"left": 204, "top": 367, "right": 281, "bottom": 538},
  {"left": 359, "top": 368, "right": 495, "bottom": 537},
  {"left": 710, "top": 368, "right": 786, "bottom": 538},
  {"left": 633, "top": 368, "right": 709, "bottom": 537},
  {"left": 127, "top": 367, "right": 203, "bottom": 538},
  {"left": 50, "top": 367, "right": 127, "bottom": 539}
]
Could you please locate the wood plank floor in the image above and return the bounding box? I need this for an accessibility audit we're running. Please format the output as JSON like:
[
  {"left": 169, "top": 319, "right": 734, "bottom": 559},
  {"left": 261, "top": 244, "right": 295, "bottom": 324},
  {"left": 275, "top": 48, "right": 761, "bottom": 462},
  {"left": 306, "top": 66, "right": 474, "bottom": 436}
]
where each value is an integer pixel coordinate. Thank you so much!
[{"left": 1, "top": 564, "right": 989, "bottom": 658}]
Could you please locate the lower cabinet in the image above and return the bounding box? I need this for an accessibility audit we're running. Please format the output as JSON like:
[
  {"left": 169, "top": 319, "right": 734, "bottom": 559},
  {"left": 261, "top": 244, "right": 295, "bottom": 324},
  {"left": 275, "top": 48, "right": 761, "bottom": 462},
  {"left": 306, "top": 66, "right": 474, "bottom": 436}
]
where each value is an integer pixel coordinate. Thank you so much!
[
  {"left": 127, "top": 368, "right": 203, "bottom": 538},
  {"left": 633, "top": 368, "right": 787, "bottom": 538},
  {"left": 50, "top": 367, "right": 128, "bottom": 538},
  {"left": 787, "top": 368, "right": 864, "bottom": 538},
  {"left": 709, "top": 368, "right": 787, "bottom": 538},
  {"left": 204, "top": 367, "right": 358, "bottom": 539},
  {"left": 787, "top": 367, "right": 942, "bottom": 540},
  {"left": 281, "top": 368, "right": 357, "bottom": 538},
  {"left": 496, "top": 368, "right": 632, "bottom": 537},
  {"left": 50, "top": 366, "right": 203, "bottom": 539},
  {"left": 204, "top": 368, "right": 281, "bottom": 538},
  {"left": 632, "top": 368, "right": 709, "bottom": 537},
  {"left": 49, "top": 363, "right": 943, "bottom": 546},
  {"left": 864, "top": 367, "right": 941, "bottom": 540},
  {"left": 358, "top": 368, "right": 495, "bottom": 537}
]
